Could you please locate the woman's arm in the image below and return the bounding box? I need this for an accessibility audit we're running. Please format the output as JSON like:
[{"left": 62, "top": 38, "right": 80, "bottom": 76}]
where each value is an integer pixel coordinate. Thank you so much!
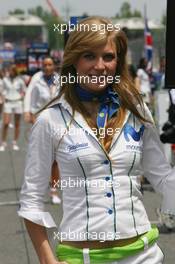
[
  {"left": 23, "top": 77, "right": 38, "bottom": 122},
  {"left": 25, "top": 220, "right": 68, "bottom": 264},
  {"left": 24, "top": 219, "right": 56, "bottom": 264},
  {"left": 30, "top": 84, "right": 39, "bottom": 114},
  {"left": 141, "top": 105, "right": 175, "bottom": 215},
  {"left": 18, "top": 111, "right": 67, "bottom": 263},
  {"left": 24, "top": 78, "right": 36, "bottom": 113}
]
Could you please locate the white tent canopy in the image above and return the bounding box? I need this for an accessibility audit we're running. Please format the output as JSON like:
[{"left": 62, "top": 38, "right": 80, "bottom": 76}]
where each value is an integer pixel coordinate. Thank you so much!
[
  {"left": 0, "top": 15, "right": 45, "bottom": 26},
  {"left": 0, "top": 15, "right": 48, "bottom": 45},
  {"left": 112, "top": 17, "right": 164, "bottom": 30}
]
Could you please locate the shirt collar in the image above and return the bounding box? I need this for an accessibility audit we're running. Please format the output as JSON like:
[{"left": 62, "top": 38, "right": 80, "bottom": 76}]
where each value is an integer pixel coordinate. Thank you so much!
[{"left": 49, "top": 94, "right": 131, "bottom": 144}]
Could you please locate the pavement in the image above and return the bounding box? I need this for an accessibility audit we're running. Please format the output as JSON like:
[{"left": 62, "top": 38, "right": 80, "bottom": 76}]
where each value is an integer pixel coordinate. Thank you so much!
[{"left": 0, "top": 121, "right": 175, "bottom": 264}]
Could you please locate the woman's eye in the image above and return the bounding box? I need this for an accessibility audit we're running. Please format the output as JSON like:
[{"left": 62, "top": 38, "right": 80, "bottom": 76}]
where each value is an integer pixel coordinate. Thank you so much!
[
  {"left": 103, "top": 54, "right": 115, "bottom": 61},
  {"left": 83, "top": 54, "right": 94, "bottom": 60}
]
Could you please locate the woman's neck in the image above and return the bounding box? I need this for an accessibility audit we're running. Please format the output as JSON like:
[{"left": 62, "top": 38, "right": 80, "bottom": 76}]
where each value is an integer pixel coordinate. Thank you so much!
[{"left": 81, "top": 101, "right": 100, "bottom": 119}]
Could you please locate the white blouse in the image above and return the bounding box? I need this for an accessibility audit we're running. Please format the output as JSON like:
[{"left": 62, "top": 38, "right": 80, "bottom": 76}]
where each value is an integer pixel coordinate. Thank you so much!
[
  {"left": 3, "top": 76, "right": 26, "bottom": 101},
  {"left": 18, "top": 95, "right": 175, "bottom": 241}
]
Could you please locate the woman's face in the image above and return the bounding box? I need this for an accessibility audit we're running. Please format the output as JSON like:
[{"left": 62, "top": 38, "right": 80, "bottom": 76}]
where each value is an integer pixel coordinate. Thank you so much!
[
  {"left": 74, "top": 40, "right": 117, "bottom": 93},
  {"left": 43, "top": 58, "right": 55, "bottom": 76},
  {"left": 9, "top": 66, "right": 17, "bottom": 78},
  {"left": 142, "top": 58, "right": 147, "bottom": 69}
]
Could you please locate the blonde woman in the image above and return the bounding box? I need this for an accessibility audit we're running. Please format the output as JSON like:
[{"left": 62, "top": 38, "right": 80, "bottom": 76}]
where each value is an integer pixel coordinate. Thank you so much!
[{"left": 18, "top": 16, "right": 175, "bottom": 263}]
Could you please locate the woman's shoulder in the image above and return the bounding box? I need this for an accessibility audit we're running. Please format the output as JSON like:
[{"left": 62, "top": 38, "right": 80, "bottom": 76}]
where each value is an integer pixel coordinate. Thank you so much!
[
  {"left": 37, "top": 104, "right": 62, "bottom": 120},
  {"left": 137, "top": 68, "right": 142, "bottom": 74},
  {"left": 3, "top": 76, "right": 8, "bottom": 83},
  {"left": 136, "top": 103, "right": 154, "bottom": 126},
  {"left": 33, "top": 105, "right": 68, "bottom": 141},
  {"left": 36, "top": 104, "right": 67, "bottom": 129},
  {"left": 137, "top": 68, "right": 146, "bottom": 77}
]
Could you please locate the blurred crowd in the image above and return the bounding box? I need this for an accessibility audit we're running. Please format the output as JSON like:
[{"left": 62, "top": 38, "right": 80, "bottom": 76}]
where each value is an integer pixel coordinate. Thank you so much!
[{"left": 0, "top": 56, "right": 62, "bottom": 204}]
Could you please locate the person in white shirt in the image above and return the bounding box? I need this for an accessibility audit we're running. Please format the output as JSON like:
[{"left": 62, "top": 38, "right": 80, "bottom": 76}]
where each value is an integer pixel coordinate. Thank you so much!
[
  {"left": 23, "top": 57, "right": 61, "bottom": 204},
  {"left": 0, "top": 64, "right": 26, "bottom": 151},
  {"left": 24, "top": 57, "right": 60, "bottom": 123},
  {"left": 137, "top": 58, "right": 151, "bottom": 105},
  {"left": 18, "top": 16, "right": 175, "bottom": 263},
  {"left": 23, "top": 71, "right": 42, "bottom": 122}
]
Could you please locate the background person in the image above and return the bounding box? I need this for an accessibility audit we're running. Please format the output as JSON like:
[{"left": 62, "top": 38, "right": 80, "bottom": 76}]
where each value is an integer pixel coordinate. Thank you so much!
[
  {"left": 24, "top": 56, "right": 61, "bottom": 204},
  {"left": 0, "top": 64, "right": 26, "bottom": 151},
  {"left": 128, "top": 64, "right": 140, "bottom": 91},
  {"left": 24, "top": 56, "right": 60, "bottom": 123},
  {"left": 137, "top": 57, "right": 151, "bottom": 107},
  {"left": 30, "top": 57, "right": 60, "bottom": 121}
]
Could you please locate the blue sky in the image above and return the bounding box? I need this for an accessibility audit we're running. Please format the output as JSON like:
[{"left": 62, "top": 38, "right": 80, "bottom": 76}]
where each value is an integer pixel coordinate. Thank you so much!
[{"left": 0, "top": 0, "right": 167, "bottom": 20}]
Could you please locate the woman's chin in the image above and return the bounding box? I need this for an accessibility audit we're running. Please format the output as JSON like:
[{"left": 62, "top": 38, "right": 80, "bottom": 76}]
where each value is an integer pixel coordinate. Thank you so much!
[{"left": 81, "top": 83, "right": 108, "bottom": 93}]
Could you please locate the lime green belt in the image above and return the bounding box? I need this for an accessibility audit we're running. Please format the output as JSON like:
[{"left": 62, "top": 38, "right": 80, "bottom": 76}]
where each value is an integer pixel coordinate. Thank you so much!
[{"left": 56, "top": 226, "right": 159, "bottom": 264}]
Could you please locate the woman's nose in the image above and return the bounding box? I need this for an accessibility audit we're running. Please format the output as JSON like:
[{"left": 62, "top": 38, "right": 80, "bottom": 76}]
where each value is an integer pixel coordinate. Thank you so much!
[{"left": 94, "top": 57, "right": 105, "bottom": 70}]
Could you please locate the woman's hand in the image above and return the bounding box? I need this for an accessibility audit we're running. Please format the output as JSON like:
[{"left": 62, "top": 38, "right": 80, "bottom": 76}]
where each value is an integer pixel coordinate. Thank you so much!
[{"left": 24, "top": 112, "right": 32, "bottom": 123}]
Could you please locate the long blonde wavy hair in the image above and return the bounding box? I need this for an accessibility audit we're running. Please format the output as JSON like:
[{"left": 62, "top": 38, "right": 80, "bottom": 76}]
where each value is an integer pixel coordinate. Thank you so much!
[{"left": 42, "top": 16, "right": 148, "bottom": 151}]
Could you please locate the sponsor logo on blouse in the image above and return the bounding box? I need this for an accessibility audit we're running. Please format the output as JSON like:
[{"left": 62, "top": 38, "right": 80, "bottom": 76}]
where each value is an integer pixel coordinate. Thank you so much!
[
  {"left": 124, "top": 124, "right": 145, "bottom": 142},
  {"left": 67, "top": 142, "right": 89, "bottom": 152},
  {"left": 123, "top": 124, "right": 144, "bottom": 153},
  {"left": 125, "top": 144, "right": 142, "bottom": 152}
]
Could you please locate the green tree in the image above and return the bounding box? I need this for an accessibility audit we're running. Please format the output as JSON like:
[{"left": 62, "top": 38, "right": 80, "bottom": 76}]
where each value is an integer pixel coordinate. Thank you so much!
[
  {"left": 161, "top": 11, "right": 166, "bottom": 25},
  {"left": 116, "top": 2, "right": 142, "bottom": 18},
  {"left": 9, "top": 8, "right": 25, "bottom": 15},
  {"left": 132, "top": 10, "right": 142, "bottom": 18},
  {"left": 28, "top": 6, "right": 45, "bottom": 18},
  {"left": 120, "top": 2, "right": 132, "bottom": 18},
  {"left": 28, "top": 6, "right": 65, "bottom": 49}
]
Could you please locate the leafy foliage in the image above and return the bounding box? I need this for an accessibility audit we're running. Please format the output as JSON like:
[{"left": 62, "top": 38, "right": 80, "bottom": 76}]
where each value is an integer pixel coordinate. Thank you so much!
[
  {"left": 28, "top": 6, "right": 64, "bottom": 49},
  {"left": 115, "top": 2, "right": 142, "bottom": 18},
  {"left": 9, "top": 8, "right": 25, "bottom": 15}
]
